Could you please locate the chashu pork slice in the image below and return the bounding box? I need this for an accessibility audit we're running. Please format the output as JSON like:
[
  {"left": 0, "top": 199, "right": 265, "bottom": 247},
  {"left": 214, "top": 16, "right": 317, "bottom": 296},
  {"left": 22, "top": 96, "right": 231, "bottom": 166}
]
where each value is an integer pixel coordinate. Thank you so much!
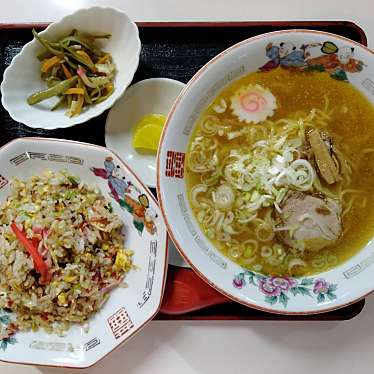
[{"left": 275, "top": 190, "right": 342, "bottom": 252}]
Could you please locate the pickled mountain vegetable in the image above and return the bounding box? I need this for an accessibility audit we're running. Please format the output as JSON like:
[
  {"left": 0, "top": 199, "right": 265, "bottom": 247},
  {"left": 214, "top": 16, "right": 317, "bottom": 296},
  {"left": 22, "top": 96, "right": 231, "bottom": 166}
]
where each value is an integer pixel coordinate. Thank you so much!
[{"left": 27, "top": 29, "right": 116, "bottom": 117}]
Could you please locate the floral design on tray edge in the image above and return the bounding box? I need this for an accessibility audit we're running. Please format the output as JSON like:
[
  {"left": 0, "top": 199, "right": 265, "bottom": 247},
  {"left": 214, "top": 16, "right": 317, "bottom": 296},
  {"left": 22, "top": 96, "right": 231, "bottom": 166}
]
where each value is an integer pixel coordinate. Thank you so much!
[
  {"left": 233, "top": 271, "right": 337, "bottom": 308},
  {"left": 90, "top": 157, "right": 158, "bottom": 236},
  {"left": 0, "top": 309, "right": 17, "bottom": 351},
  {"left": 259, "top": 41, "right": 364, "bottom": 82}
]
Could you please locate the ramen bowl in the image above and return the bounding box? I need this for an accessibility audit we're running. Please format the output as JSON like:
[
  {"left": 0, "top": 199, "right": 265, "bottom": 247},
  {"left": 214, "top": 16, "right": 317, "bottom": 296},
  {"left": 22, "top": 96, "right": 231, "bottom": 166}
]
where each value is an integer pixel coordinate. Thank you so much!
[
  {"left": 0, "top": 138, "right": 168, "bottom": 368},
  {"left": 157, "top": 30, "right": 374, "bottom": 314}
]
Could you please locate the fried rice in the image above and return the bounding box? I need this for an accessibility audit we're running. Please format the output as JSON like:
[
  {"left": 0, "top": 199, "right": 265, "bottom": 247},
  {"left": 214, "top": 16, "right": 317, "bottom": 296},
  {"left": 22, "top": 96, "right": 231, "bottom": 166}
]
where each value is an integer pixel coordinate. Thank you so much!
[{"left": 0, "top": 170, "right": 133, "bottom": 336}]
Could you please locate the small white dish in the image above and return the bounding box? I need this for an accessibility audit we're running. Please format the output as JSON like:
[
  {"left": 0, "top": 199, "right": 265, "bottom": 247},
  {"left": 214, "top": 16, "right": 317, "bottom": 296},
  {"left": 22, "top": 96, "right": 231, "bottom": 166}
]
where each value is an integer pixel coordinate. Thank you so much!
[
  {"left": 105, "top": 78, "right": 185, "bottom": 188},
  {"left": 1, "top": 7, "right": 141, "bottom": 129},
  {"left": 0, "top": 137, "right": 168, "bottom": 368}
]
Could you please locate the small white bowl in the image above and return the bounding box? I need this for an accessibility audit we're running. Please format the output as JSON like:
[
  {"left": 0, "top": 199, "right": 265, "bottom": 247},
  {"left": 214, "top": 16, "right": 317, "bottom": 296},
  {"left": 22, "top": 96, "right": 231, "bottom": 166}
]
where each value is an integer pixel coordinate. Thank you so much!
[
  {"left": 0, "top": 137, "right": 168, "bottom": 368},
  {"left": 105, "top": 78, "right": 185, "bottom": 188},
  {"left": 0, "top": 7, "right": 141, "bottom": 129}
]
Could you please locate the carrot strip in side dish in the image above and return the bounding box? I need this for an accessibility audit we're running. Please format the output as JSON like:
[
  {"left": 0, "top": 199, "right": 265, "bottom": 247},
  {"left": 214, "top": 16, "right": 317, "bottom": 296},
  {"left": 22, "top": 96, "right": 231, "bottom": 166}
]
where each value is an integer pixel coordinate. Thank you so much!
[
  {"left": 61, "top": 63, "right": 72, "bottom": 78},
  {"left": 41, "top": 56, "right": 61, "bottom": 73},
  {"left": 10, "top": 222, "right": 52, "bottom": 285}
]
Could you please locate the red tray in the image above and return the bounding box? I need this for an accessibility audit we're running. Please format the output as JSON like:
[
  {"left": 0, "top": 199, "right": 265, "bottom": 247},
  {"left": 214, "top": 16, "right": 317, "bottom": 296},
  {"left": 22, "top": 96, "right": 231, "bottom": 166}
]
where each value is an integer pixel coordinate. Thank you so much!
[{"left": 0, "top": 20, "right": 367, "bottom": 321}]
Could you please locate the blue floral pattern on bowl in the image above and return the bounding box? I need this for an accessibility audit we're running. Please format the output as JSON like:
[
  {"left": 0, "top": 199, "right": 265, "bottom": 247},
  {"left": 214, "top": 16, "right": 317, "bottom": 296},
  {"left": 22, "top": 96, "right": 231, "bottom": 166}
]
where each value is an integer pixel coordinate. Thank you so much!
[
  {"left": 0, "top": 309, "right": 17, "bottom": 351},
  {"left": 233, "top": 271, "right": 337, "bottom": 308}
]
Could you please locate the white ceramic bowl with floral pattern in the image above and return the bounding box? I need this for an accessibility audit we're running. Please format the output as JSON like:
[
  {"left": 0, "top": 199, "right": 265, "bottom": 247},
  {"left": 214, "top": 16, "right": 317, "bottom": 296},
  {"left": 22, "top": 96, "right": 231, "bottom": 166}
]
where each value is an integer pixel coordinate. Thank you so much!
[
  {"left": 0, "top": 138, "right": 167, "bottom": 368},
  {"left": 1, "top": 7, "right": 141, "bottom": 129},
  {"left": 157, "top": 30, "right": 374, "bottom": 314}
]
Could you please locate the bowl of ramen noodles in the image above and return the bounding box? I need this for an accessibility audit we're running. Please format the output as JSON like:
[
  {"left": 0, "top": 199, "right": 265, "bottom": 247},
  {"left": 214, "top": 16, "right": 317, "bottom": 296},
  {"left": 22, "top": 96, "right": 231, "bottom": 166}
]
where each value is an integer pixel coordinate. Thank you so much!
[
  {"left": 0, "top": 138, "right": 168, "bottom": 368},
  {"left": 157, "top": 30, "right": 374, "bottom": 314}
]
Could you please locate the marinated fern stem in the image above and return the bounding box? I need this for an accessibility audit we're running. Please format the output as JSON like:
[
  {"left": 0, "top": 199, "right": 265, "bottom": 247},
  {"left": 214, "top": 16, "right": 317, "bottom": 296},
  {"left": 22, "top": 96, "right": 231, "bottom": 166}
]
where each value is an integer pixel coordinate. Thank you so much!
[{"left": 27, "top": 29, "right": 116, "bottom": 117}]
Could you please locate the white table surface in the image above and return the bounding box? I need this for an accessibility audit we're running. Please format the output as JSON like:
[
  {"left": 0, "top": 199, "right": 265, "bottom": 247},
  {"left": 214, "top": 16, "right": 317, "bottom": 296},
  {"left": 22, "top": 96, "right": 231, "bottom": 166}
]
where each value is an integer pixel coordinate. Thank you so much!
[{"left": 1, "top": 0, "right": 374, "bottom": 373}]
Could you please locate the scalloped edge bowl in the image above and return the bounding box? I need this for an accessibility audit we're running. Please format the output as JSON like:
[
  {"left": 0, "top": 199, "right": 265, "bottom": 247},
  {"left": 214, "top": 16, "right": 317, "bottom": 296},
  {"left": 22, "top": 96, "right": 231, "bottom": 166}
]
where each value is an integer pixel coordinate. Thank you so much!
[{"left": 0, "top": 7, "right": 140, "bottom": 129}]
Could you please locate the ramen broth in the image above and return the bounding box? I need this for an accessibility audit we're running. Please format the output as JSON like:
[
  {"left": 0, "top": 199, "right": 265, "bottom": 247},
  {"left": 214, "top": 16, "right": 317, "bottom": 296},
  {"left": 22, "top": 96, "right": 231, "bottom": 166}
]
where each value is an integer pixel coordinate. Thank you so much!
[{"left": 186, "top": 67, "right": 374, "bottom": 276}]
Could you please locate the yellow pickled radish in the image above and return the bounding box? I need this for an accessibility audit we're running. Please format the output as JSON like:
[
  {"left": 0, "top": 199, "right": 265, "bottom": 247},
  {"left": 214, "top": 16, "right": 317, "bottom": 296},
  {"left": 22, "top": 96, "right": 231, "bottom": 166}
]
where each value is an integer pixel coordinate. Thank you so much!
[{"left": 132, "top": 114, "right": 166, "bottom": 154}]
